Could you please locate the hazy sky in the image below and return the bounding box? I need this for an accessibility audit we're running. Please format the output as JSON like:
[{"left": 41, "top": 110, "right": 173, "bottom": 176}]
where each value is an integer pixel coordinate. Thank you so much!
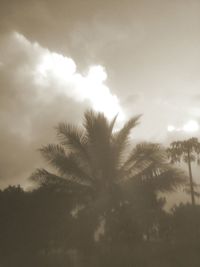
[{"left": 1, "top": 0, "right": 200, "bottom": 190}]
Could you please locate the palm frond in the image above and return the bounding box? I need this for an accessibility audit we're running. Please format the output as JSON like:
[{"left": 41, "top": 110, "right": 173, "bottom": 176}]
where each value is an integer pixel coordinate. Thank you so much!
[
  {"left": 57, "top": 123, "right": 87, "bottom": 153},
  {"left": 30, "top": 168, "right": 92, "bottom": 197},
  {"left": 109, "top": 114, "right": 118, "bottom": 133},
  {"left": 83, "top": 110, "right": 112, "bottom": 178},
  {"left": 124, "top": 142, "right": 165, "bottom": 169},
  {"left": 83, "top": 110, "right": 111, "bottom": 141},
  {"left": 40, "top": 144, "right": 67, "bottom": 173},
  {"left": 118, "top": 142, "right": 185, "bottom": 193},
  {"left": 120, "top": 142, "right": 166, "bottom": 181},
  {"left": 39, "top": 144, "right": 92, "bottom": 185},
  {"left": 147, "top": 168, "right": 186, "bottom": 192},
  {"left": 112, "top": 115, "right": 141, "bottom": 167},
  {"left": 56, "top": 123, "right": 90, "bottom": 168},
  {"left": 123, "top": 165, "right": 185, "bottom": 194},
  {"left": 30, "top": 168, "right": 70, "bottom": 186}
]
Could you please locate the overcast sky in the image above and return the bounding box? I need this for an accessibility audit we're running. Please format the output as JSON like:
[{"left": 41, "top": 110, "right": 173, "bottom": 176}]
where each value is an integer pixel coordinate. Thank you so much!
[{"left": 1, "top": 0, "right": 200, "bottom": 195}]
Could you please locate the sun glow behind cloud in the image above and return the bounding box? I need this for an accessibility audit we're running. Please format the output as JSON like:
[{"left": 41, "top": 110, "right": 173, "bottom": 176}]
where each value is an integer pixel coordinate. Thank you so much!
[
  {"left": 37, "top": 52, "right": 76, "bottom": 79},
  {"left": 7, "top": 32, "right": 125, "bottom": 123},
  {"left": 32, "top": 38, "right": 125, "bottom": 121}
]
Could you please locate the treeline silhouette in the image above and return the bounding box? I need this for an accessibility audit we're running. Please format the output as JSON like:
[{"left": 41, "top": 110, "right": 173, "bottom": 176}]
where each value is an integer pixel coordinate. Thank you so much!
[{"left": 1, "top": 110, "right": 200, "bottom": 267}]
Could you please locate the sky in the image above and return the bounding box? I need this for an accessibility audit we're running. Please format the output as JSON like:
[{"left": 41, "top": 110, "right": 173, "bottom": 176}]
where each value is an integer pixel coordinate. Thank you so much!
[{"left": 1, "top": 0, "right": 200, "bottom": 197}]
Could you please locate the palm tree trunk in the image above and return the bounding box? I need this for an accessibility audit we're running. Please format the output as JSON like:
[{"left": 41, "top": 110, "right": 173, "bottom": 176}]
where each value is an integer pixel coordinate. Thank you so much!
[{"left": 187, "top": 150, "right": 195, "bottom": 206}]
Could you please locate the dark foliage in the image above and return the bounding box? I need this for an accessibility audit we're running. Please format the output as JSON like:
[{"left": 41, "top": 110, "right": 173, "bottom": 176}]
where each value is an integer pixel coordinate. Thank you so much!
[
  {"left": 1, "top": 185, "right": 200, "bottom": 267},
  {"left": 1, "top": 111, "right": 197, "bottom": 267}
]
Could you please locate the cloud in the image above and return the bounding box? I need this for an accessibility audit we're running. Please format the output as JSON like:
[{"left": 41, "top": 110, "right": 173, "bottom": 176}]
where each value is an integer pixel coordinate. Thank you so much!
[
  {"left": 11, "top": 32, "right": 124, "bottom": 119},
  {"left": 168, "top": 120, "right": 199, "bottom": 133},
  {"left": 0, "top": 31, "right": 124, "bottom": 187}
]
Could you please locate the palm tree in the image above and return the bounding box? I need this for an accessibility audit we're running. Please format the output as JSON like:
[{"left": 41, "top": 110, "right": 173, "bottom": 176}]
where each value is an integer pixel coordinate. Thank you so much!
[
  {"left": 167, "top": 138, "right": 200, "bottom": 206},
  {"left": 31, "top": 110, "right": 184, "bottom": 242}
]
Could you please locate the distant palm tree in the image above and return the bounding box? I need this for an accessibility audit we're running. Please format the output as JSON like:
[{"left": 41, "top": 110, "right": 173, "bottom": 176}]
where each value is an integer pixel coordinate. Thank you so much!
[
  {"left": 31, "top": 110, "right": 184, "bottom": 241},
  {"left": 167, "top": 138, "right": 200, "bottom": 206}
]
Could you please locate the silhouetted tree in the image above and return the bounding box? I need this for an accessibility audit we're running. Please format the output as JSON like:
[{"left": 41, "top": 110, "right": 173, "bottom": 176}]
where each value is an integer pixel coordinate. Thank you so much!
[
  {"left": 0, "top": 111, "right": 188, "bottom": 267},
  {"left": 0, "top": 185, "right": 78, "bottom": 267},
  {"left": 167, "top": 138, "right": 200, "bottom": 206},
  {"left": 31, "top": 110, "right": 184, "bottom": 248}
]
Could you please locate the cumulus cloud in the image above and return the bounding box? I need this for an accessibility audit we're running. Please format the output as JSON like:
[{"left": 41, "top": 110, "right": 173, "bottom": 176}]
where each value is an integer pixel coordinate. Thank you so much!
[
  {"left": 11, "top": 32, "right": 124, "bottom": 119},
  {"left": 0, "top": 31, "right": 124, "bottom": 187}
]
